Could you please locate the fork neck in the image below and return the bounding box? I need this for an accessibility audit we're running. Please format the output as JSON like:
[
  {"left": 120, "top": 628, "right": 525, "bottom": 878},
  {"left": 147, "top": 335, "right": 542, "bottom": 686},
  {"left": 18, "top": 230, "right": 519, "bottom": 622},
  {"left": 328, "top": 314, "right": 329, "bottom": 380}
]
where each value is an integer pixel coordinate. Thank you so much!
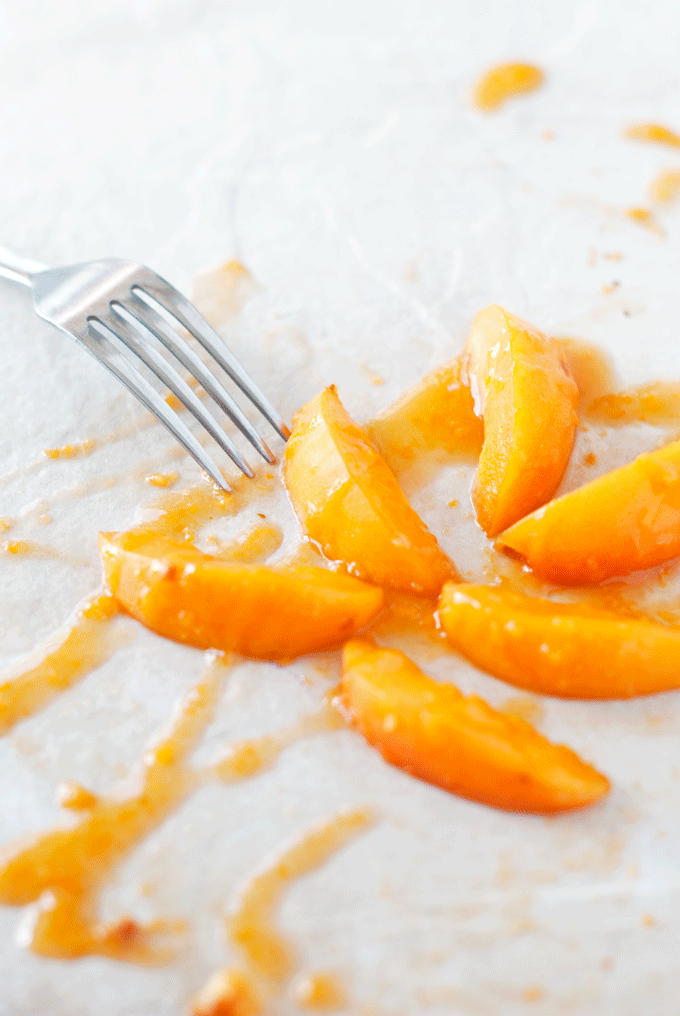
[{"left": 0, "top": 246, "right": 47, "bottom": 287}]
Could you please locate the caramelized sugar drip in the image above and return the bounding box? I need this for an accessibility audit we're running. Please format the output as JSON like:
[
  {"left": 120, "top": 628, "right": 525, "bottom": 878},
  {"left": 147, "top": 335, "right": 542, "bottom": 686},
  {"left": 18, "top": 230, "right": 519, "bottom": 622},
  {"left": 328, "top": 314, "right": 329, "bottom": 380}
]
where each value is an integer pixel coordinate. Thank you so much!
[
  {"left": 291, "top": 971, "right": 347, "bottom": 1010},
  {"left": 212, "top": 705, "right": 346, "bottom": 784},
  {"left": 586, "top": 381, "right": 680, "bottom": 429},
  {"left": 145, "top": 471, "right": 179, "bottom": 488},
  {"left": 365, "top": 357, "right": 483, "bottom": 474},
  {"left": 0, "top": 539, "right": 89, "bottom": 566},
  {"left": 624, "top": 123, "right": 680, "bottom": 148},
  {"left": 625, "top": 207, "right": 663, "bottom": 234},
  {"left": 0, "top": 645, "right": 346, "bottom": 964},
  {"left": 228, "top": 809, "right": 374, "bottom": 982},
  {"left": 55, "top": 782, "right": 99, "bottom": 811},
  {"left": 0, "top": 594, "right": 121, "bottom": 737},
  {"left": 650, "top": 170, "right": 680, "bottom": 204},
  {"left": 138, "top": 472, "right": 277, "bottom": 545},
  {"left": 191, "top": 967, "right": 262, "bottom": 1016},
  {"left": 557, "top": 338, "right": 617, "bottom": 411},
  {"left": 138, "top": 482, "right": 236, "bottom": 542},
  {"left": 43, "top": 441, "right": 96, "bottom": 460},
  {"left": 473, "top": 63, "right": 544, "bottom": 110},
  {"left": 192, "top": 260, "right": 260, "bottom": 327},
  {"left": 206, "top": 523, "right": 283, "bottom": 564},
  {"left": 0, "top": 653, "right": 229, "bottom": 962},
  {"left": 0, "top": 413, "right": 158, "bottom": 494},
  {"left": 368, "top": 592, "right": 444, "bottom": 659}
]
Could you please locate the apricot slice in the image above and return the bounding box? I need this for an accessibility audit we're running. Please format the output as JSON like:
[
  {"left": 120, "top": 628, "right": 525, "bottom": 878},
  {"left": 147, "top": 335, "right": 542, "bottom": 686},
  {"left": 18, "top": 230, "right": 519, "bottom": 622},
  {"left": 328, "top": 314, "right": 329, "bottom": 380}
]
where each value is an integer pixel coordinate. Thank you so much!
[
  {"left": 473, "top": 63, "right": 544, "bottom": 111},
  {"left": 497, "top": 439, "right": 680, "bottom": 584},
  {"left": 366, "top": 357, "right": 483, "bottom": 473},
  {"left": 99, "top": 529, "right": 383, "bottom": 660},
  {"left": 341, "top": 640, "right": 609, "bottom": 813},
  {"left": 283, "top": 386, "right": 455, "bottom": 595},
  {"left": 438, "top": 583, "right": 680, "bottom": 699},
  {"left": 465, "top": 305, "right": 578, "bottom": 535}
]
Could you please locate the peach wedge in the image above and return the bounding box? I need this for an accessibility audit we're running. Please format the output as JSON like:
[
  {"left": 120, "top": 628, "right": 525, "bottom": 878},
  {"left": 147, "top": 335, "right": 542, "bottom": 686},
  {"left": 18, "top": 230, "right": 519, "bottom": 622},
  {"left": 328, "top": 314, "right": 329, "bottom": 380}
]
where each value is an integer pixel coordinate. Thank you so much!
[
  {"left": 366, "top": 357, "right": 483, "bottom": 473},
  {"left": 465, "top": 305, "right": 578, "bottom": 536},
  {"left": 438, "top": 583, "right": 680, "bottom": 699},
  {"left": 283, "top": 386, "right": 455, "bottom": 595},
  {"left": 497, "top": 439, "right": 680, "bottom": 584},
  {"left": 341, "top": 640, "right": 609, "bottom": 813},
  {"left": 100, "top": 529, "right": 383, "bottom": 660}
]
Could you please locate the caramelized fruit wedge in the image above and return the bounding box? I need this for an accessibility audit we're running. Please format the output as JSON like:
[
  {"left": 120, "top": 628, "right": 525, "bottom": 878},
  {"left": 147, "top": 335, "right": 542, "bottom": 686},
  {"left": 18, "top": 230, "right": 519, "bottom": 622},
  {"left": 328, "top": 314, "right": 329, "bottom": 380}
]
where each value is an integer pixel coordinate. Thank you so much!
[
  {"left": 366, "top": 357, "right": 483, "bottom": 473},
  {"left": 341, "top": 640, "right": 609, "bottom": 813},
  {"left": 100, "top": 529, "right": 383, "bottom": 660},
  {"left": 283, "top": 386, "right": 455, "bottom": 595},
  {"left": 497, "top": 439, "right": 680, "bottom": 584},
  {"left": 438, "top": 583, "right": 680, "bottom": 699},
  {"left": 465, "top": 305, "right": 578, "bottom": 536}
]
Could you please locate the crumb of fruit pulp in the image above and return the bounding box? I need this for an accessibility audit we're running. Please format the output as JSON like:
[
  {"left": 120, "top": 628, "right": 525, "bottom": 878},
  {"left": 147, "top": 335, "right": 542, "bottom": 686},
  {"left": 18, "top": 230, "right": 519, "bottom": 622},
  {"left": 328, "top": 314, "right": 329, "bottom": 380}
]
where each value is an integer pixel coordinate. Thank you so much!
[
  {"left": 624, "top": 123, "right": 680, "bottom": 148},
  {"left": 191, "top": 968, "right": 260, "bottom": 1016},
  {"left": 473, "top": 63, "right": 544, "bottom": 110},
  {"left": 291, "top": 971, "right": 346, "bottom": 1010},
  {"left": 625, "top": 207, "right": 664, "bottom": 234},
  {"left": 145, "top": 472, "right": 178, "bottom": 488},
  {"left": 43, "top": 440, "right": 95, "bottom": 460},
  {"left": 56, "top": 781, "right": 98, "bottom": 811},
  {"left": 649, "top": 170, "right": 680, "bottom": 203}
]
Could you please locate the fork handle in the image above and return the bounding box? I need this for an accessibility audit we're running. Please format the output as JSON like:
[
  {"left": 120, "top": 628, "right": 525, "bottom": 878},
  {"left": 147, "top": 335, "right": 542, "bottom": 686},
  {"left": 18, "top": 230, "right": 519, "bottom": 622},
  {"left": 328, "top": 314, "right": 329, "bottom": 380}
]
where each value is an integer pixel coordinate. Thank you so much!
[{"left": 0, "top": 245, "right": 48, "bottom": 287}]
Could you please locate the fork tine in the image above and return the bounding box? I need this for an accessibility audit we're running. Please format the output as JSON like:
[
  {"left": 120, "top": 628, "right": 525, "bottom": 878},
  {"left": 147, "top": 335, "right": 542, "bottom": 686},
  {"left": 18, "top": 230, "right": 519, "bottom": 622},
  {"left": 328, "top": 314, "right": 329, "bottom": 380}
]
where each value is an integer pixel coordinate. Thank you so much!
[
  {"left": 124, "top": 293, "right": 275, "bottom": 464},
  {"left": 131, "top": 281, "right": 291, "bottom": 441},
  {"left": 82, "top": 318, "right": 230, "bottom": 490},
  {"left": 103, "top": 305, "right": 254, "bottom": 478}
]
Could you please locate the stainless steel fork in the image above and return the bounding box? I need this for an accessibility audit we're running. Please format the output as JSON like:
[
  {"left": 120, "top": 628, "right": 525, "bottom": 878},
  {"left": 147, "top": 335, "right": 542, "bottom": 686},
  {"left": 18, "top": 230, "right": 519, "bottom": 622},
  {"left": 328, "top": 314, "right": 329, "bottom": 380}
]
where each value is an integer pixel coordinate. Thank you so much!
[{"left": 0, "top": 246, "right": 290, "bottom": 490}]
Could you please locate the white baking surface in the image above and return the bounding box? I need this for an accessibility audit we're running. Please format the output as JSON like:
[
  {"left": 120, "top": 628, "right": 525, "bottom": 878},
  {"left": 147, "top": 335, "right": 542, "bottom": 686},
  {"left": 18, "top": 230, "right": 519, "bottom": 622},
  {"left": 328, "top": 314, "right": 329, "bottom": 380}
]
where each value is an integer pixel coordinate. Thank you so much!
[{"left": 2, "top": 1, "right": 680, "bottom": 1013}]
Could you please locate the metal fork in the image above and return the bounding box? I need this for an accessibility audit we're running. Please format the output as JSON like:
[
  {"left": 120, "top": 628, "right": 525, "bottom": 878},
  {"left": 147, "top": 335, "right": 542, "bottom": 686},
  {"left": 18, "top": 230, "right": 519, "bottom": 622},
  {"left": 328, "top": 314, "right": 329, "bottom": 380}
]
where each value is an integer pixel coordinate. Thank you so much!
[{"left": 0, "top": 246, "right": 290, "bottom": 490}]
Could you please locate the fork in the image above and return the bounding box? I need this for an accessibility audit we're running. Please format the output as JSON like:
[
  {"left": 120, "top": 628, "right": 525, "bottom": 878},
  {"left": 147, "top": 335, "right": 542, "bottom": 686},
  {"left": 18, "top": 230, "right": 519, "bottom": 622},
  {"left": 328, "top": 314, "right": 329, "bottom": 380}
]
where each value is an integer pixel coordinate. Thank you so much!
[{"left": 0, "top": 246, "right": 290, "bottom": 490}]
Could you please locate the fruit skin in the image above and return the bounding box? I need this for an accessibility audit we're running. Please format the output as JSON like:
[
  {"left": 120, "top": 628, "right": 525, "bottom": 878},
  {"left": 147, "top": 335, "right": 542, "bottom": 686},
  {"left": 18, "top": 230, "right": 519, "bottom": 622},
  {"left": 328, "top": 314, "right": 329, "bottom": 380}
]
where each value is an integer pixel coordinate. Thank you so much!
[
  {"left": 497, "top": 439, "right": 680, "bottom": 585},
  {"left": 341, "top": 640, "right": 609, "bottom": 813},
  {"left": 283, "top": 386, "right": 455, "bottom": 595},
  {"left": 366, "top": 357, "right": 483, "bottom": 473},
  {"left": 465, "top": 305, "right": 578, "bottom": 536},
  {"left": 438, "top": 582, "right": 680, "bottom": 699},
  {"left": 99, "top": 529, "right": 384, "bottom": 661}
]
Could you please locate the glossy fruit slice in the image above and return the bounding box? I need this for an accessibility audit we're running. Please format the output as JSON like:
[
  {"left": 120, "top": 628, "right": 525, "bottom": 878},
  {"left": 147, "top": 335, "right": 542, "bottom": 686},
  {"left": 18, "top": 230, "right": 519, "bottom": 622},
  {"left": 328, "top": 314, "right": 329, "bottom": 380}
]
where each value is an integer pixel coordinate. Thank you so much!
[
  {"left": 465, "top": 305, "right": 578, "bottom": 536},
  {"left": 341, "top": 640, "right": 609, "bottom": 813},
  {"left": 100, "top": 529, "right": 383, "bottom": 660},
  {"left": 438, "top": 582, "right": 680, "bottom": 699},
  {"left": 497, "top": 439, "right": 680, "bottom": 584},
  {"left": 283, "top": 386, "right": 455, "bottom": 595},
  {"left": 366, "top": 357, "right": 483, "bottom": 473}
]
